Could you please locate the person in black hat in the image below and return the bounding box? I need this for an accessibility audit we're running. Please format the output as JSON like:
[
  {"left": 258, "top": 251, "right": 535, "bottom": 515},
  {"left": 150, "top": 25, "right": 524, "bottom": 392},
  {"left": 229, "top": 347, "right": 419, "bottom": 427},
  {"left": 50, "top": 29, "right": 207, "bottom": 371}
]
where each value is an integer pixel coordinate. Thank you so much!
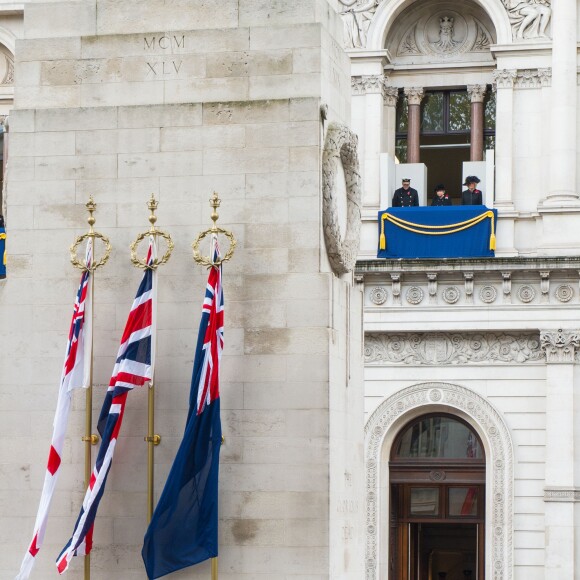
[
  {"left": 392, "top": 178, "right": 419, "bottom": 207},
  {"left": 461, "top": 176, "right": 482, "bottom": 205},
  {"left": 431, "top": 184, "right": 452, "bottom": 206}
]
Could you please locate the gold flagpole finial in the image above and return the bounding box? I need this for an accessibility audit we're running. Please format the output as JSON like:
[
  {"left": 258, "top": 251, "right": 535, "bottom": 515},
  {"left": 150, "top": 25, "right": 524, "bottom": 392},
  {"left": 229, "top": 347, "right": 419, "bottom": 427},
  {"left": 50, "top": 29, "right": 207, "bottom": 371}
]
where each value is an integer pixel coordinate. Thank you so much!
[
  {"left": 147, "top": 193, "right": 159, "bottom": 233},
  {"left": 130, "top": 194, "right": 174, "bottom": 270},
  {"left": 192, "top": 191, "right": 236, "bottom": 267},
  {"left": 70, "top": 195, "right": 111, "bottom": 271}
]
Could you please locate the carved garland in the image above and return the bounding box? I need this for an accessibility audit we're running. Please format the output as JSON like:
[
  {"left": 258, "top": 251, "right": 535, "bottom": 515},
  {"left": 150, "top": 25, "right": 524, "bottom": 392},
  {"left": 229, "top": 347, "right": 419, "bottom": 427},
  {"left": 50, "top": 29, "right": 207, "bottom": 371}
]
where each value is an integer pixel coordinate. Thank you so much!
[
  {"left": 365, "top": 332, "right": 544, "bottom": 365},
  {"left": 365, "top": 383, "right": 514, "bottom": 580},
  {"left": 322, "top": 122, "right": 362, "bottom": 275}
]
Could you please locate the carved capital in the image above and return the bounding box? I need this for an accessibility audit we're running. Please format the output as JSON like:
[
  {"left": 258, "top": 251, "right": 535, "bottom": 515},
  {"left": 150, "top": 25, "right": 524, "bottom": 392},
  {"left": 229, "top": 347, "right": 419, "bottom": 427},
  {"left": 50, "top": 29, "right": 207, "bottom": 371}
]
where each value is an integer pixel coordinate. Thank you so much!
[
  {"left": 404, "top": 86, "right": 425, "bottom": 105},
  {"left": 351, "top": 74, "right": 387, "bottom": 96},
  {"left": 538, "top": 67, "right": 552, "bottom": 87},
  {"left": 467, "top": 84, "right": 487, "bottom": 103},
  {"left": 383, "top": 86, "right": 399, "bottom": 107},
  {"left": 493, "top": 69, "right": 517, "bottom": 89},
  {"left": 540, "top": 329, "right": 580, "bottom": 363}
]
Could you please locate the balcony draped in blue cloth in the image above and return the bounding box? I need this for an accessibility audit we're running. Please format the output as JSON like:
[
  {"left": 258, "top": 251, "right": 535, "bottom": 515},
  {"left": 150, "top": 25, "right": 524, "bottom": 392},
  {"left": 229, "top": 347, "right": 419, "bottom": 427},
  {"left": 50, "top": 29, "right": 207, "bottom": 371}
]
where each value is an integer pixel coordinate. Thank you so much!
[
  {"left": 0, "top": 226, "right": 5, "bottom": 277},
  {"left": 377, "top": 206, "right": 498, "bottom": 259}
]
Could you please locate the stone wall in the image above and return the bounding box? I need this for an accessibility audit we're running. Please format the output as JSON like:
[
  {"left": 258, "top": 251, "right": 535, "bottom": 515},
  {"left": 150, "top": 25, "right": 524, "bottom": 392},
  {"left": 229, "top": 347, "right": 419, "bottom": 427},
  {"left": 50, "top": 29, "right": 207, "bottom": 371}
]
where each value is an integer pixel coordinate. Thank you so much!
[{"left": 0, "top": 1, "right": 364, "bottom": 578}]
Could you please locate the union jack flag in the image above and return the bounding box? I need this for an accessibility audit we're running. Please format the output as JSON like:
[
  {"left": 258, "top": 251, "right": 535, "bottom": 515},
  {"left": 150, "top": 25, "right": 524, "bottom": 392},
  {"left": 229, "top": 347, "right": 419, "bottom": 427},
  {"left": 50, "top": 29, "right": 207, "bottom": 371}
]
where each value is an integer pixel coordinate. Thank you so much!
[
  {"left": 16, "top": 239, "right": 93, "bottom": 580},
  {"left": 142, "top": 234, "right": 223, "bottom": 579},
  {"left": 56, "top": 237, "right": 157, "bottom": 574}
]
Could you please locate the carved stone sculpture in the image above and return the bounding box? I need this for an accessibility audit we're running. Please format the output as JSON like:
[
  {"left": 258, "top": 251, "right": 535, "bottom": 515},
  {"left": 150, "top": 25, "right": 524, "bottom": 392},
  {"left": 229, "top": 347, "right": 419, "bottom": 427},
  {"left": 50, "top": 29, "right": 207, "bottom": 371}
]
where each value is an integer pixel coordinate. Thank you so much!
[
  {"left": 503, "top": 0, "right": 552, "bottom": 40},
  {"left": 431, "top": 16, "right": 460, "bottom": 52},
  {"left": 338, "top": 0, "right": 379, "bottom": 49},
  {"left": 322, "top": 123, "right": 362, "bottom": 275}
]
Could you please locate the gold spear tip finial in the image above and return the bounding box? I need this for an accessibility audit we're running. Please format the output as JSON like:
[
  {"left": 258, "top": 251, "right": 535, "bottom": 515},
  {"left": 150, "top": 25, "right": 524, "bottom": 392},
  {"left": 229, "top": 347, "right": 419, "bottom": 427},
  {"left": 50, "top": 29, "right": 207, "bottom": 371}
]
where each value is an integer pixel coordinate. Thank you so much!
[
  {"left": 148, "top": 193, "right": 158, "bottom": 231},
  {"left": 86, "top": 195, "right": 96, "bottom": 230}
]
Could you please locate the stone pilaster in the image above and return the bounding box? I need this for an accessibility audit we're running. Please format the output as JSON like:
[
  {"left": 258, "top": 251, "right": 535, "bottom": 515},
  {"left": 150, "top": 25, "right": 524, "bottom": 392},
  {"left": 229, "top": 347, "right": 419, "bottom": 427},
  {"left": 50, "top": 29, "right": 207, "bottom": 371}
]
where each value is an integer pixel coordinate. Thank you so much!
[{"left": 540, "top": 329, "right": 580, "bottom": 580}]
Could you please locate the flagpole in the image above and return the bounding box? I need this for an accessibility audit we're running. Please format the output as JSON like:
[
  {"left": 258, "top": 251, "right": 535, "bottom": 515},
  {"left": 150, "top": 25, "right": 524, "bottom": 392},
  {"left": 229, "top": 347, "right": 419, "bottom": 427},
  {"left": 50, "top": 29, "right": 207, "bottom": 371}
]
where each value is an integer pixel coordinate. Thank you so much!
[
  {"left": 71, "top": 196, "right": 111, "bottom": 580},
  {"left": 130, "top": 194, "right": 173, "bottom": 524},
  {"left": 193, "top": 192, "right": 237, "bottom": 580}
]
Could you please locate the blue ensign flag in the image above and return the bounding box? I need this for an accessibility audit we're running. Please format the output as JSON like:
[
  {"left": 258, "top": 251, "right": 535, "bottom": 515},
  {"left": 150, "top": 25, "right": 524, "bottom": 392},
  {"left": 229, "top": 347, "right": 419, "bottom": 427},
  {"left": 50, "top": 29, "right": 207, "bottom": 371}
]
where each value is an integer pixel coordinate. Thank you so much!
[{"left": 142, "top": 236, "right": 223, "bottom": 580}]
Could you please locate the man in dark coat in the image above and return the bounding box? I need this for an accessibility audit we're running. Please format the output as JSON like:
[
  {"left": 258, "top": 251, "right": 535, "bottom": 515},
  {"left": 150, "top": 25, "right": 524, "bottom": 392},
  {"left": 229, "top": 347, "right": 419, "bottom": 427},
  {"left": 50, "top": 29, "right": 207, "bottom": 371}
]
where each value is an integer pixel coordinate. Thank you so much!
[
  {"left": 461, "top": 176, "right": 483, "bottom": 205},
  {"left": 431, "top": 184, "right": 452, "bottom": 206},
  {"left": 392, "top": 178, "right": 419, "bottom": 207}
]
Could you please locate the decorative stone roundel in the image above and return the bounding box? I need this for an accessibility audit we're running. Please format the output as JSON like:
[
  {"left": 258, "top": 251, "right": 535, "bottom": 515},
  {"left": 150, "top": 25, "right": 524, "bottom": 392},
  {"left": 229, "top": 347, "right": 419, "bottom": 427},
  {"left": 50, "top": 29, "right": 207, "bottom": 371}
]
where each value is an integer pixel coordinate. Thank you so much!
[
  {"left": 364, "top": 383, "right": 514, "bottom": 580},
  {"left": 480, "top": 285, "right": 497, "bottom": 303},
  {"left": 517, "top": 285, "right": 536, "bottom": 303},
  {"left": 322, "top": 122, "right": 362, "bottom": 275},
  {"left": 369, "top": 286, "right": 388, "bottom": 305},
  {"left": 406, "top": 286, "right": 424, "bottom": 304},
  {"left": 442, "top": 286, "right": 460, "bottom": 304},
  {"left": 556, "top": 284, "right": 574, "bottom": 303}
]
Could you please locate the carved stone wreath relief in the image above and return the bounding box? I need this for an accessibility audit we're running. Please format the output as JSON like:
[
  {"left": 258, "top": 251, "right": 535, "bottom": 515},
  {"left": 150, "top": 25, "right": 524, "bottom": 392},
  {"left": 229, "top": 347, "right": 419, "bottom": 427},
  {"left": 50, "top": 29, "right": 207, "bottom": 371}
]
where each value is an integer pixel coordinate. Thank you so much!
[
  {"left": 365, "top": 383, "right": 514, "bottom": 580},
  {"left": 322, "top": 122, "right": 362, "bottom": 275}
]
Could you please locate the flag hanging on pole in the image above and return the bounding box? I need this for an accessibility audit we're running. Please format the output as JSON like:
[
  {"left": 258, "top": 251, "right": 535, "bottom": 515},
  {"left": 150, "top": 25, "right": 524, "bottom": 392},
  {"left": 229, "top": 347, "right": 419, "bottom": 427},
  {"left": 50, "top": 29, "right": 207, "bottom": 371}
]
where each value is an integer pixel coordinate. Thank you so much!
[
  {"left": 142, "top": 234, "right": 223, "bottom": 580},
  {"left": 56, "top": 236, "right": 157, "bottom": 574},
  {"left": 15, "top": 238, "right": 93, "bottom": 580}
]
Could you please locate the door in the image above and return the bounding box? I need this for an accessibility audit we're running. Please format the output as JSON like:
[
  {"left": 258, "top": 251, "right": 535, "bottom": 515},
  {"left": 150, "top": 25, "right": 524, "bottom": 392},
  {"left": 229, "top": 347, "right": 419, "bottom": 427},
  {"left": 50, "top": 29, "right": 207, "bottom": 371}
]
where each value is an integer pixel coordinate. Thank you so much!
[{"left": 389, "top": 414, "right": 486, "bottom": 580}]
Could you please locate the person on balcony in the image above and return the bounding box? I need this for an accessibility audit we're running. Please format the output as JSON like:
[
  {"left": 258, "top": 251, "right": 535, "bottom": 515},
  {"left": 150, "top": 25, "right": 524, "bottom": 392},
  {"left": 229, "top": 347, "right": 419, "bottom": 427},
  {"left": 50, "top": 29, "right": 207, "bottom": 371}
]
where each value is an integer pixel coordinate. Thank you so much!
[
  {"left": 431, "top": 184, "right": 452, "bottom": 206},
  {"left": 461, "top": 176, "right": 483, "bottom": 205},
  {"left": 392, "top": 178, "right": 419, "bottom": 207}
]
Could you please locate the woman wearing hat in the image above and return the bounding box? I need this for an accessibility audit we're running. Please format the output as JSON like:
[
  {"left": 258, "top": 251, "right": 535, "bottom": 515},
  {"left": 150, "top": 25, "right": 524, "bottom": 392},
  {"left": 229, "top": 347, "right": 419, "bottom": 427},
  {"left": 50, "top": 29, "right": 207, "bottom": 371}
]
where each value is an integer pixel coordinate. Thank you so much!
[
  {"left": 431, "top": 184, "right": 452, "bottom": 206},
  {"left": 461, "top": 176, "right": 482, "bottom": 205}
]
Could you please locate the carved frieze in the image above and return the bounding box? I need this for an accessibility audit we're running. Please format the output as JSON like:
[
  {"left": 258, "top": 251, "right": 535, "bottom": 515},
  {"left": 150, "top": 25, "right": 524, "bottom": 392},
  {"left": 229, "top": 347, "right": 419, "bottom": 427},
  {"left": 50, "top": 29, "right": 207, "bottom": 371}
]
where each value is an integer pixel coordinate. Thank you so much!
[
  {"left": 365, "top": 332, "right": 545, "bottom": 365},
  {"left": 555, "top": 284, "right": 574, "bottom": 303}
]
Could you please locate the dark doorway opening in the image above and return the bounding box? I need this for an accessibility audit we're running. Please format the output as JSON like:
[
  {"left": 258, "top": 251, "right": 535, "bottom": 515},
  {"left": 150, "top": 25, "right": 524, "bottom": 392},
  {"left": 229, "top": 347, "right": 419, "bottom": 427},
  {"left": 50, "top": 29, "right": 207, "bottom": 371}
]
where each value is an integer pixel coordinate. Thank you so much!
[{"left": 389, "top": 414, "right": 485, "bottom": 580}]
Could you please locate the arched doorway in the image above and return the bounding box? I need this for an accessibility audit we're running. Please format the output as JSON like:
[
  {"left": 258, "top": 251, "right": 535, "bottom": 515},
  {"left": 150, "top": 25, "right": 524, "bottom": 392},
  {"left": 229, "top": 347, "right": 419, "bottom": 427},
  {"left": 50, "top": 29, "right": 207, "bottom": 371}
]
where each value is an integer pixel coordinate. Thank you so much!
[
  {"left": 364, "top": 383, "right": 513, "bottom": 580},
  {"left": 389, "top": 413, "right": 485, "bottom": 579}
]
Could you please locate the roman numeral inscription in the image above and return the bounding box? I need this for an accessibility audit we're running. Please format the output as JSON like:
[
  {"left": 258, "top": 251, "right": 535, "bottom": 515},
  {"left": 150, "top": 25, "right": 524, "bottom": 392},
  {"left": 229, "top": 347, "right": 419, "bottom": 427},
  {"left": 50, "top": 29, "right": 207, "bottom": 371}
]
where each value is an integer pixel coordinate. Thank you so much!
[{"left": 143, "top": 35, "right": 185, "bottom": 79}]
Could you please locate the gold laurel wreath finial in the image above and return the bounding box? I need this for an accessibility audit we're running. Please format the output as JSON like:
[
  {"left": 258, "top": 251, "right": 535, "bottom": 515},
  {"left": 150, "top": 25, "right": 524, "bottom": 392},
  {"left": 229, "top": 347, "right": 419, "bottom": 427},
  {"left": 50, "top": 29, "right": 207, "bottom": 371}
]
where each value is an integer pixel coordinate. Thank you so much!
[
  {"left": 70, "top": 195, "right": 112, "bottom": 271},
  {"left": 130, "top": 193, "right": 174, "bottom": 270},
  {"left": 192, "top": 191, "right": 236, "bottom": 267}
]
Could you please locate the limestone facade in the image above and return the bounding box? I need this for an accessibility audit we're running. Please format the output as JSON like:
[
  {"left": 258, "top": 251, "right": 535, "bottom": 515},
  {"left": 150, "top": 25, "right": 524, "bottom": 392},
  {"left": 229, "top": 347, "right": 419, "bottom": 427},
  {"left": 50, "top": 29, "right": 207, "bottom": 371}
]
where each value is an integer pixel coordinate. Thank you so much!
[{"left": 2, "top": 0, "right": 580, "bottom": 579}]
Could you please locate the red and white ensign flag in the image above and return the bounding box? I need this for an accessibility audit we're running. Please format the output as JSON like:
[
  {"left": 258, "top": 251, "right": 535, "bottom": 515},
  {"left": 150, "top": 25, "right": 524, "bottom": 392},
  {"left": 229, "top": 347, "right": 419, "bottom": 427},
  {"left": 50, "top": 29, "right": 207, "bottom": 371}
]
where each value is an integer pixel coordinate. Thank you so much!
[{"left": 16, "top": 239, "right": 93, "bottom": 580}]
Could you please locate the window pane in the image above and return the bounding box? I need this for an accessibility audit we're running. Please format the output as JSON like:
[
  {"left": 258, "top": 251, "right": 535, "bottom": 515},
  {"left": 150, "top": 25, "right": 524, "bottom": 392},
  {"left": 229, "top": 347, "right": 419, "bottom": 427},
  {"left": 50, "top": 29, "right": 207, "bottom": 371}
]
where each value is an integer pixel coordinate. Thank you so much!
[
  {"left": 394, "top": 416, "right": 483, "bottom": 459},
  {"left": 448, "top": 487, "right": 478, "bottom": 517},
  {"left": 410, "top": 488, "right": 439, "bottom": 516},
  {"left": 484, "top": 135, "right": 495, "bottom": 151},
  {"left": 395, "top": 138, "right": 408, "bottom": 164},
  {"left": 421, "top": 92, "right": 444, "bottom": 132},
  {"left": 396, "top": 94, "right": 408, "bottom": 133},
  {"left": 448, "top": 91, "right": 470, "bottom": 132},
  {"left": 484, "top": 90, "right": 496, "bottom": 131}
]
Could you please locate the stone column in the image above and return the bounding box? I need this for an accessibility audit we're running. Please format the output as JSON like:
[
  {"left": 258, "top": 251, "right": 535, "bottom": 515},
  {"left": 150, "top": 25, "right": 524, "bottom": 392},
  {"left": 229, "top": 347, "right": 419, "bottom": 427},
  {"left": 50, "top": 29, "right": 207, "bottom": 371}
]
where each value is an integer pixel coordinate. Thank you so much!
[
  {"left": 492, "top": 70, "right": 516, "bottom": 210},
  {"left": 404, "top": 87, "right": 424, "bottom": 164},
  {"left": 467, "top": 84, "right": 486, "bottom": 162},
  {"left": 383, "top": 86, "right": 398, "bottom": 159},
  {"left": 544, "top": 0, "right": 579, "bottom": 204},
  {"left": 540, "top": 329, "right": 580, "bottom": 579},
  {"left": 352, "top": 74, "right": 387, "bottom": 207}
]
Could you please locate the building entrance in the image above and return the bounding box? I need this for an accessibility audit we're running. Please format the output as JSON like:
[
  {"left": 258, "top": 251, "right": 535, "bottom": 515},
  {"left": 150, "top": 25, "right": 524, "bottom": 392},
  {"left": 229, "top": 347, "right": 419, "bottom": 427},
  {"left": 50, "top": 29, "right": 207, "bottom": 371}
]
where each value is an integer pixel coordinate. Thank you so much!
[{"left": 389, "top": 414, "right": 485, "bottom": 580}]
